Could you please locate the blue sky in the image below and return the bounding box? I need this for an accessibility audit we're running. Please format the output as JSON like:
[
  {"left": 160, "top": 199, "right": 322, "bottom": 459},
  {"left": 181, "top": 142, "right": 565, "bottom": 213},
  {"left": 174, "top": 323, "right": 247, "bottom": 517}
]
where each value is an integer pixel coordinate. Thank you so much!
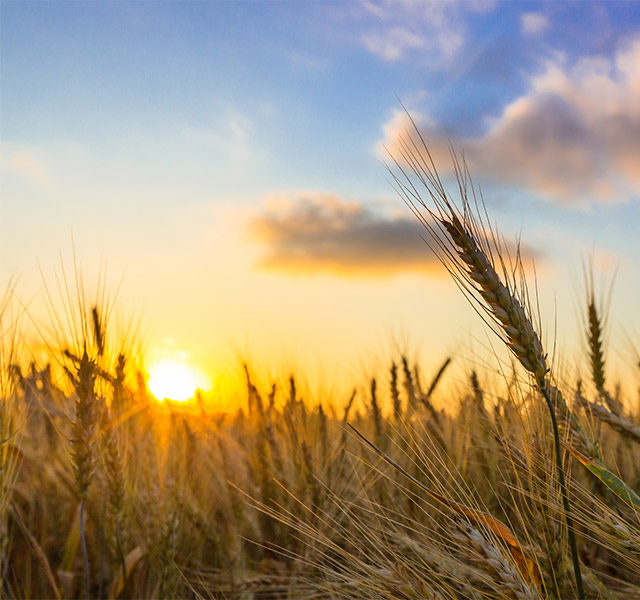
[{"left": 2, "top": 1, "right": 639, "bottom": 399}]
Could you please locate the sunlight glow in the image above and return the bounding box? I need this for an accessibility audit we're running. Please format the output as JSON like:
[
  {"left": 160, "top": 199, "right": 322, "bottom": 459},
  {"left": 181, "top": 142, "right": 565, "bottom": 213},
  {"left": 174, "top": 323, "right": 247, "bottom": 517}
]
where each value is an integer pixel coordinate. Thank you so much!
[{"left": 148, "top": 357, "right": 211, "bottom": 402}]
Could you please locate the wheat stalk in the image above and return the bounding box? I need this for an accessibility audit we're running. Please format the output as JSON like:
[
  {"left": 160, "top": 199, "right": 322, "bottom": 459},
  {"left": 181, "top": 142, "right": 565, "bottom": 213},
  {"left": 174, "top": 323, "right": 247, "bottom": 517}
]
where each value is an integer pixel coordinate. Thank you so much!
[
  {"left": 583, "top": 261, "right": 621, "bottom": 415},
  {"left": 386, "top": 111, "right": 586, "bottom": 598},
  {"left": 389, "top": 362, "right": 402, "bottom": 423},
  {"left": 578, "top": 395, "right": 640, "bottom": 445}
]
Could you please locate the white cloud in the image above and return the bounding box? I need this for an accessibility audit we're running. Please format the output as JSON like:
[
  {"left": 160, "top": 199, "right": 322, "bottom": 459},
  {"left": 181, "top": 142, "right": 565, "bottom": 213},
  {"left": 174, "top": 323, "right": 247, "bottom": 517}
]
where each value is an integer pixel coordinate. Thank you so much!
[
  {"left": 520, "top": 12, "right": 550, "bottom": 36},
  {"left": 380, "top": 38, "right": 640, "bottom": 206},
  {"left": 362, "top": 27, "right": 428, "bottom": 62},
  {"left": 358, "top": 0, "right": 493, "bottom": 64}
]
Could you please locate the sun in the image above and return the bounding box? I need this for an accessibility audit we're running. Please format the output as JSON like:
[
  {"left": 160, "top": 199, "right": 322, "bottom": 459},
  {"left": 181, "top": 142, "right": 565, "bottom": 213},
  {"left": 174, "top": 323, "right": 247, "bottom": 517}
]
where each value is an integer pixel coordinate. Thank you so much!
[{"left": 147, "top": 357, "right": 210, "bottom": 402}]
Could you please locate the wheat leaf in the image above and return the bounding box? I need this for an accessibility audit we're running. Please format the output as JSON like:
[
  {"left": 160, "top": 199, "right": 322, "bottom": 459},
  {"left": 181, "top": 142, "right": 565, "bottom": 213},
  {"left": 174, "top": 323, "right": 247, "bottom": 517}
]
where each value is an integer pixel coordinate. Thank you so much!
[{"left": 562, "top": 440, "right": 640, "bottom": 509}]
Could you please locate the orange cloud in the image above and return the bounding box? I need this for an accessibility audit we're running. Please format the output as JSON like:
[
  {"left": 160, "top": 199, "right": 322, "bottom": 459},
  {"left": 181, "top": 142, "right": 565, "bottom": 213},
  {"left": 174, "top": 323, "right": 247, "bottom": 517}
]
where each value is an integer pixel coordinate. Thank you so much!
[
  {"left": 247, "top": 192, "right": 539, "bottom": 278},
  {"left": 248, "top": 192, "right": 442, "bottom": 277}
]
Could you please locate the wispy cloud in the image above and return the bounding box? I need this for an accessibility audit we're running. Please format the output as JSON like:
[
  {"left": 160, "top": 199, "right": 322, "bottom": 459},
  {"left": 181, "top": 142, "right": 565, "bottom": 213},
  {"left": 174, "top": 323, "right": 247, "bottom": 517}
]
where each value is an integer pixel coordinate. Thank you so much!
[
  {"left": 247, "top": 191, "right": 539, "bottom": 278},
  {"left": 179, "top": 107, "right": 253, "bottom": 149},
  {"left": 358, "top": 0, "right": 496, "bottom": 64},
  {"left": 1, "top": 143, "right": 53, "bottom": 189},
  {"left": 520, "top": 12, "right": 550, "bottom": 37},
  {"left": 380, "top": 38, "right": 640, "bottom": 205},
  {"left": 176, "top": 106, "right": 260, "bottom": 172},
  {"left": 362, "top": 27, "right": 431, "bottom": 62}
]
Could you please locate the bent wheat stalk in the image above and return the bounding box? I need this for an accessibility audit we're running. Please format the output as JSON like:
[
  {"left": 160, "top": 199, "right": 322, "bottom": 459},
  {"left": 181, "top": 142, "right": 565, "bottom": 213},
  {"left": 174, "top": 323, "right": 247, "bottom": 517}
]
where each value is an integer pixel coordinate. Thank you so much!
[
  {"left": 386, "top": 111, "right": 585, "bottom": 598},
  {"left": 578, "top": 395, "right": 640, "bottom": 445}
]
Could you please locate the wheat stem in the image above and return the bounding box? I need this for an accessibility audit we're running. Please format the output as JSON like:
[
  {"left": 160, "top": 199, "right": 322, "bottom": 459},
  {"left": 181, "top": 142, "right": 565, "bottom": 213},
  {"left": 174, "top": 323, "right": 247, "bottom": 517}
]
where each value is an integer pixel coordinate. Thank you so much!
[
  {"left": 540, "top": 384, "right": 584, "bottom": 599},
  {"left": 80, "top": 500, "right": 90, "bottom": 599}
]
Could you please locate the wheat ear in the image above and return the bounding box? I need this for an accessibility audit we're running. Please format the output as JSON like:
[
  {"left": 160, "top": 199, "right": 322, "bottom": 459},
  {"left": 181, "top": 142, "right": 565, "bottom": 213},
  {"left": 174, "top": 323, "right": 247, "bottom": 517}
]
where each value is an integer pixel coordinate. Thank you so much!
[{"left": 386, "top": 114, "right": 585, "bottom": 598}]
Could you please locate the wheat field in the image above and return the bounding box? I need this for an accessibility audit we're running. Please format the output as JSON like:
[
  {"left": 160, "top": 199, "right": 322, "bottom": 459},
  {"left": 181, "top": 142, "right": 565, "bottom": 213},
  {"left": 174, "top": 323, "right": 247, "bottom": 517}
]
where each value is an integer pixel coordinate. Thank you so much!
[{"left": 2, "top": 132, "right": 640, "bottom": 600}]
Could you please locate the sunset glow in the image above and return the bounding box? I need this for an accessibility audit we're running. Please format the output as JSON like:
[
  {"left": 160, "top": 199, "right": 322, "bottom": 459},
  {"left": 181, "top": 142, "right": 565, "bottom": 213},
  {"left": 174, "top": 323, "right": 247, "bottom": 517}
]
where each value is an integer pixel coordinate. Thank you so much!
[
  {"left": 147, "top": 358, "right": 211, "bottom": 402},
  {"left": 2, "top": 1, "right": 639, "bottom": 394}
]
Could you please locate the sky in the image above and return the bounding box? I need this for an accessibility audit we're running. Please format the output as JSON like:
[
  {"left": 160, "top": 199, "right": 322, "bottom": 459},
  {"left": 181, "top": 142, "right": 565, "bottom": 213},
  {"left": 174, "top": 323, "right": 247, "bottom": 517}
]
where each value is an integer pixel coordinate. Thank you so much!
[{"left": 2, "top": 1, "right": 640, "bottom": 405}]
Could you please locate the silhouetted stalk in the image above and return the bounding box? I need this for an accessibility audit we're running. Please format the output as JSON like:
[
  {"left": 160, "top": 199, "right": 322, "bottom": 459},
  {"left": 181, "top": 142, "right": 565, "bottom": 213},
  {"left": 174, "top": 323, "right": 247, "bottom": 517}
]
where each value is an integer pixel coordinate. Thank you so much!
[
  {"left": 401, "top": 357, "right": 416, "bottom": 412},
  {"left": 424, "top": 356, "right": 451, "bottom": 401},
  {"left": 390, "top": 362, "right": 401, "bottom": 423},
  {"left": 370, "top": 377, "right": 382, "bottom": 442}
]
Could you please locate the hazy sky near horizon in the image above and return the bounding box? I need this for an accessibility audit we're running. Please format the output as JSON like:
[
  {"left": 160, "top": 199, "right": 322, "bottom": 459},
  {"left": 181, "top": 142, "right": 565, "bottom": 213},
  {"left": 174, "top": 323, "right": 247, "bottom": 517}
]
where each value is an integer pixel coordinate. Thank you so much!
[{"left": 2, "top": 1, "right": 640, "bottom": 399}]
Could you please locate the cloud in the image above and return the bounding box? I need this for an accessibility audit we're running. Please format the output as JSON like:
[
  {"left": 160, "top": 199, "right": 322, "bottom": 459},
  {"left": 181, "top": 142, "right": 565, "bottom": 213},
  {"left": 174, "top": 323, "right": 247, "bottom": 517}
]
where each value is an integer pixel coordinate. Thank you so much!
[
  {"left": 247, "top": 192, "right": 441, "bottom": 277},
  {"left": 179, "top": 107, "right": 253, "bottom": 148},
  {"left": 358, "top": 0, "right": 496, "bottom": 64},
  {"left": 284, "top": 50, "right": 330, "bottom": 72},
  {"left": 0, "top": 143, "right": 53, "bottom": 189},
  {"left": 176, "top": 106, "right": 260, "bottom": 173},
  {"left": 362, "top": 27, "right": 431, "bottom": 62},
  {"left": 380, "top": 38, "right": 640, "bottom": 205},
  {"left": 247, "top": 192, "right": 539, "bottom": 278},
  {"left": 520, "top": 12, "right": 550, "bottom": 36}
]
